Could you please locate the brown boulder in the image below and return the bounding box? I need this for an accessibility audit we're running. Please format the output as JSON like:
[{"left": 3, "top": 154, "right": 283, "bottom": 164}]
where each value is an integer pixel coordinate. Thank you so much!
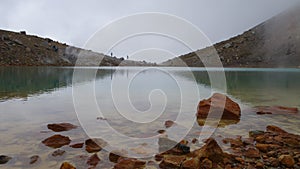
[
  {"left": 29, "top": 155, "right": 39, "bottom": 164},
  {"left": 60, "top": 162, "right": 76, "bottom": 169},
  {"left": 70, "top": 143, "right": 84, "bottom": 148},
  {"left": 197, "top": 93, "right": 241, "bottom": 120},
  {"left": 279, "top": 155, "right": 295, "bottom": 167},
  {"left": 85, "top": 138, "right": 107, "bottom": 153},
  {"left": 114, "top": 158, "right": 146, "bottom": 169},
  {"left": 42, "top": 134, "right": 71, "bottom": 148},
  {"left": 47, "top": 123, "right": 77, "bottom": 132}
]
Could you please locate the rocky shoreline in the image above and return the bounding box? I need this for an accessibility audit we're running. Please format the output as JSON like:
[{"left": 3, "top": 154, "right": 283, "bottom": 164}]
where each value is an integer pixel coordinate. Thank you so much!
[{"left": 0, "top": 94, "right": 299, "bottom": 168}]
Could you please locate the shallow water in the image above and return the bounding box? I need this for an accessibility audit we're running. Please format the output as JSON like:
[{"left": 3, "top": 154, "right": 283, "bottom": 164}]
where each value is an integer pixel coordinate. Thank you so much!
[{"left": 0, "top": 67, "right": 299, "bottom": 168}]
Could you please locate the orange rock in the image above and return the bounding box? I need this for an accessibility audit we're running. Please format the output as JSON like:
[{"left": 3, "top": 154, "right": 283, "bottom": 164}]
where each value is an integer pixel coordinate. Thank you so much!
[
  {"left": 60, "top": 162, "right": 76, "bottom": 169},
  {"left": 266, "top": 125, "right": 287, "bottom": 133},
  {"left": 197, "top": 93, "right": 241, "bottom": 120},
  {"left": 279, "top": 155, "right": 295, "bottom": 167}
]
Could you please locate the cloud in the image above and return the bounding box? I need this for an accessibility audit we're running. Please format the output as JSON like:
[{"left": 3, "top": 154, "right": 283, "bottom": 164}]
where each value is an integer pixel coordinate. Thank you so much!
[{"left": 0, "top": 0, "right": 298, "bottom": 62}]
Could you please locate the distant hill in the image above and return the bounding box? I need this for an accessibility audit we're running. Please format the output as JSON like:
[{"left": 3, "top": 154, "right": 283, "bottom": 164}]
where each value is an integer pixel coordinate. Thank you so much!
[
  {"left": 0, "top": 29, "right": 155, "bottom": 66},
  {"left": 162, "top": 6, "right": 300, "bottom": 68}
]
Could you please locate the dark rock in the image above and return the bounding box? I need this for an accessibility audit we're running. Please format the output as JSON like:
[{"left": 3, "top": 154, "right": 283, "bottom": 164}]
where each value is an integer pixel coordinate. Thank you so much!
[
  {"left": 0, "top": 155, "right": 11, "bottom": 164},
  {"left": 47, "top": 123, "right": 77, "bottom": 132},
  {"left": 87, "top": 153, "right": 100, "bottom": 167},
  {"left": 197, "top": 93, "right": 241, "bottom": 120},
  {"left": 164, "top": 120, "right": 175, "bottom": 128},
  {"left": 52, "top": 149, "right": 66, "bottom": 157},
  {"left": 109, "top": 150, "right": 127, "bottom": 163},
  {"left": 70, "top": 143, "right": 84, "bottom": 148},
  {"left": 85, "top": 138, "right": 107, "bottom": 153},
  {"left": 157, "top": 130, "right": 166, "bottom": 134},
  {"left": 29, "top": 155, "right": 39, "bottom": 164},
  {"left": 42, "top": 134, "right": 71, "bottom": 148},
  {"left": 114, "top": 158, "right": 146, "bottom": 169},
  {"left": 60, "top": 162, "right": 76, "bottom": 169}
]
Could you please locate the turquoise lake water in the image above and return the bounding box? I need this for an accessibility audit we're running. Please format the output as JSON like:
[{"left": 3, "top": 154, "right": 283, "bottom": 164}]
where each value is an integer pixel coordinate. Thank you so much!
[{"left": 0, "top": 67, "right": 299, "bottom": 168}]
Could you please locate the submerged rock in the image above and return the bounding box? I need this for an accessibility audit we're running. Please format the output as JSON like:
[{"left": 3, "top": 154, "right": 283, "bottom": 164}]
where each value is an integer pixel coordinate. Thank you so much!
[
  {"left": 197, "top": 93, "right": 241, "bottom": 120},
  {"left": 0, "top": 155, "right": 11, "bottom": 164},
  {"left": 47, "top": 123, "right": 77, "bottom": 132},
  {"left": 29, "top": 155, "right": 40, "bottom": 164},
  {"left": 52, "top": 149, "right": 66, "bottom": 157},
  {"left": 42, "top": 134, "right": 71, "bottom": 148},
  {"left": 70, "top": 143, "right": 84, "bottom": 149},
  {"left": 60, "top": 162, "right": 76, "bottom": 169},
  {"left": 87, "top": 153, "right": 100, "bottom": 167},
  {"left": 254, "top": 106, "right": 298, "bottom": 115},
  {"left": 164, "top": 120, "right": 175, "bottom": 128},
  {"left": 85, "top": 138, "right": 107, "bottom": 153}
]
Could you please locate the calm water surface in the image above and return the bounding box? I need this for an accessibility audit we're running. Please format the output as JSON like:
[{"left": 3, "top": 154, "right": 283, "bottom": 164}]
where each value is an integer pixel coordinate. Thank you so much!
[{"left": 0, "top": 67, "right": 299, "bottom": 168}]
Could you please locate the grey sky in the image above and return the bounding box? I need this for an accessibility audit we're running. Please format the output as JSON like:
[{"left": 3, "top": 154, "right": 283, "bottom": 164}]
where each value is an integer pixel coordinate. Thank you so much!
[{"left": 0, "top": 0, "right": 299, "bottom": 62}]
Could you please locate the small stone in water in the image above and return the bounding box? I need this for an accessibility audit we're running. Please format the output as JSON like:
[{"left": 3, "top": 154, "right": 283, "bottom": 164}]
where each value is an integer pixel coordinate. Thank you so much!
[
  {"left": 87, "top": 153, "right": 100, "bottom": 166},
  {"left": 157, "top": 130, "right": 166, "bottom": 134},
  {"left": 47, "top": 123, "right": 77, "bottom": 132},
  {"left": 70, "top": 143, "right": 84, "bottom": 148},
  {"left": 52, "top": 149, "right": 66, "bottom": 157},
  {"left": 0, "top": 155, "right": 11, "bottom": 164},
  {"left": 29, "top": 155, "right": 39, "bottom": 164}
]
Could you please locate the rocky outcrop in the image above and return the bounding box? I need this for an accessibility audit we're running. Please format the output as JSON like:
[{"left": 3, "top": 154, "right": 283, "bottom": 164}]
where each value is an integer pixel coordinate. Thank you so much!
[
  {"left": 162, "top": 5, "right": 300, "bottom": 68},
  {"left": 85, "top": 138, "right": 107, "bottom": 153},
  {"left": 0, "top": 29, "right": 156, "bottom": 66},
  {"left": 197, "top": 93, "right": 241, "bottom": 120}
]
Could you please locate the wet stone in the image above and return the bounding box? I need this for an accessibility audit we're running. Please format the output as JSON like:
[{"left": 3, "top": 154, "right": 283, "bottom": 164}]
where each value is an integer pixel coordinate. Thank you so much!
[
  {"left": 42, "top": 134, "right": 71, "bottom": 148},
  {"left": 47, "top": 123, "right": 77, "bottom": 132},
  {"left": 29, "top": 155, "right": 39, "bottom": 164},
  {"left": 52, "top": 149, "right": 66, "bottom": 157},
  {"left": 0, "top": 155, "right": 12, "bottom": 164}
]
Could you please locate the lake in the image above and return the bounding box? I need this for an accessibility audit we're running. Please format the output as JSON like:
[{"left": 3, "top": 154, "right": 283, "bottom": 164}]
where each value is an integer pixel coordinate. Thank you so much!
[{"left": 0, "top": 67, "right": 299, "bottom": 168}]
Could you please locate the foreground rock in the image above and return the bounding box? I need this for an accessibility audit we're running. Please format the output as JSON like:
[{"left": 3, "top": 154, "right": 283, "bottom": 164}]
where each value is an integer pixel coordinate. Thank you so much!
[
  {"left": 0, "top": 155, "right": 11, "bottom": 164},
  {"left": 157, "top": 125, "right": 300, "bottom": 168},
  {"left": 197, "top": 93, "right": 241, "bottom": 120},
  {"left": 60, "top": 162, "right": 76, "bottom": 169},
  {"left": 42, "top": 134, "right": 71, "bottom": 148},
  {"left": 85, "top": 138, "right": 107, "bottom": 153},
  {"left": 47, "top": 123, "right": 77, "bottom": 132},
  {"left": 159, "top": 138, "right": 235, "bottom": 169},
  {"left": 114, "top": 158, "right": 146, "bottom": 169}
]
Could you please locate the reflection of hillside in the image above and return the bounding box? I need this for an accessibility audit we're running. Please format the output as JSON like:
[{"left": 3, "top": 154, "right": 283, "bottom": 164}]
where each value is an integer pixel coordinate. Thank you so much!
[
  {"left": 175, "top": 69, "right": 300, "bottom": 106},
  {"left": 0, "top": 67, "right": 113, "bottom": 101}
]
